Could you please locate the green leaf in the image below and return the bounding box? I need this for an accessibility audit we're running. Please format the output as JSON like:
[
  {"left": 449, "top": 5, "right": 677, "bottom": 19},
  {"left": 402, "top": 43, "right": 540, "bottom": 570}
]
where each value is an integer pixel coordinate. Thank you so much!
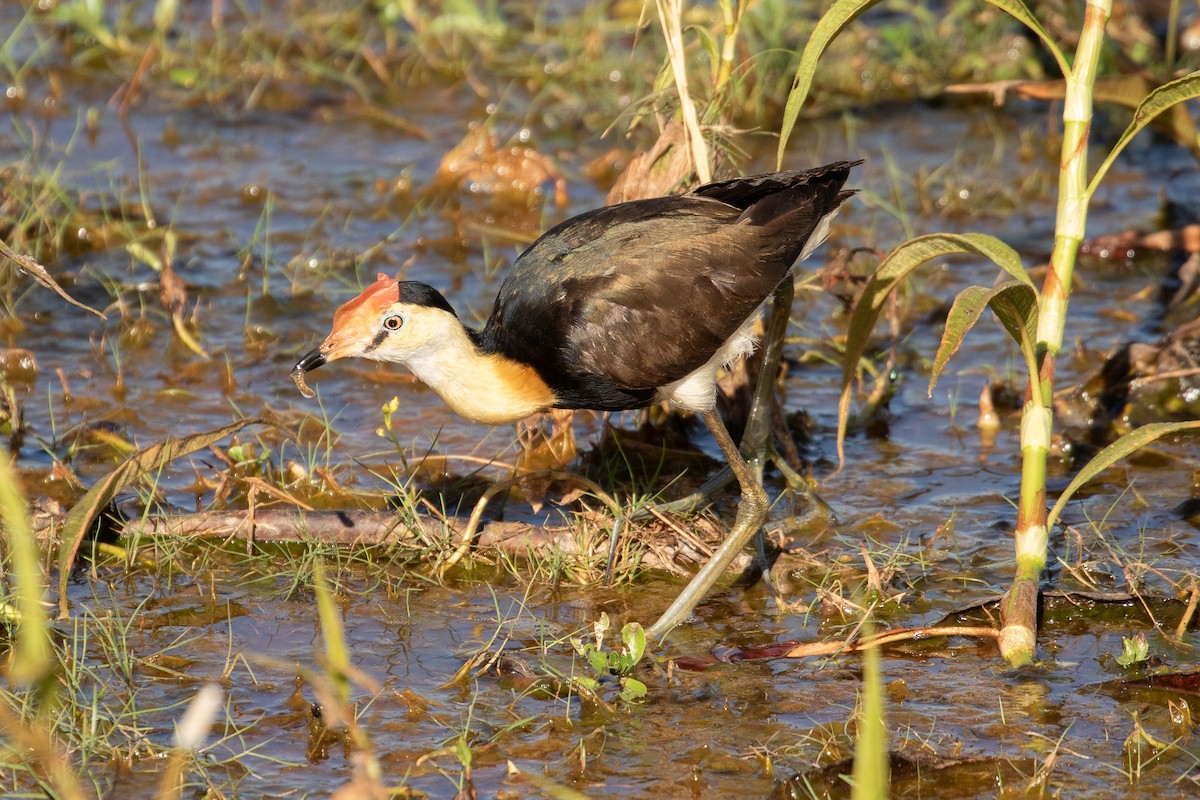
[
  {"left": 777, "top": 0, "right": 1069, "bottom": 166},
  {"left": 1088, "top": 70, "right": 1200, "bottom": 199},
  {"left": 56, "top": 418, "right": 266, "bottom": 618},
  {"left": 688, "top": 23, "right": 721, "bottom": 83},
  {"left": 1046, "top": 420, "right": 1200, "bottom": 530},
  {"left": 152, "top": 0, "right": 178, "bottom": 36},
  {"left": 619, "top": 677, "right": 647, "bottom": 704},
  {"left": 586, "top": 648, "right": 607, "bottom": 675},
  {"left": 1116, "top": 633, "right": 1149, "bottom": 669},
  {"left": 621, "top": 622, "right": 646, "bottom": 667},
  {"left": 929, "top": 281, "right": 1038, "bottom": 396},
  {"left": 778, "top": 0, "right": 878, "bottom": 167},
  {"left": 981, "top": 0, "right": 1069, "bottom": 79},
  {"left": 455, "top": 734, "right": 472, "bottom": 770},
  {"left": 167, "top": 66, "right": 200, "bottom": 88},
  {"left": 837, "top": 234, "right": 1027, "bottom": 465}
]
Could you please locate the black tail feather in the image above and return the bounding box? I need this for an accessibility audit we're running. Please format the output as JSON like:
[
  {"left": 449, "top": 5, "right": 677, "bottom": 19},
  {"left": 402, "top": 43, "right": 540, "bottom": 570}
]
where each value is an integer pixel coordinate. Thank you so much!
[{"left": 689, "top": 160, "right": 863, "bottom": 213}]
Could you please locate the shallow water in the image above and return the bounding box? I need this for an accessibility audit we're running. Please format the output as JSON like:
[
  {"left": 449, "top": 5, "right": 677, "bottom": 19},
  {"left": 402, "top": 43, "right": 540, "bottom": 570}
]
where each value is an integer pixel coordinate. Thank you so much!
[{"left": 3, "top": 4, "right": 1200, "bottom": 797}]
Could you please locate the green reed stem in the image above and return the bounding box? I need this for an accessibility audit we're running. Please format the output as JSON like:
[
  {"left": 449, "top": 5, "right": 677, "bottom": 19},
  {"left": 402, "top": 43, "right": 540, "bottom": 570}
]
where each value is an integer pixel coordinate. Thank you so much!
[{"left": 1000, "top": 0, "right": 1111, "bottom": 666}]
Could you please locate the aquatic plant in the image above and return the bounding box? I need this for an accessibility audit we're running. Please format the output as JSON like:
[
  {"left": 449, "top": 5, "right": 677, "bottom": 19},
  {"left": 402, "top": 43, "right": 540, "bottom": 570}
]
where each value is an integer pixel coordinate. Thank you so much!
[
  {"left": 569, "top": 612, "right": 648, "bottom": 705},
  {"left": 780, "top": 0, "right": 1200, "bottom": 666}
]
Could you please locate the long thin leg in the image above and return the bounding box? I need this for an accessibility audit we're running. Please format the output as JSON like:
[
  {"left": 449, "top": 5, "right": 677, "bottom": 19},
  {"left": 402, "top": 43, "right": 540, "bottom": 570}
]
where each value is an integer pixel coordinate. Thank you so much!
[
  {"left": 743, "top": 278, "right": 793, "bottom": 477},
  {"left": 741, "top": 279, "right": 794, "bottom": 592},
  {"left": 634, "top": 277, "right": 794, "bottom": 520},
  {"left": 646, "top": 408, "right": 769, "bottom": 639},
  {"left": 631, "top": 280, "right": 793, "bottom": 603}
]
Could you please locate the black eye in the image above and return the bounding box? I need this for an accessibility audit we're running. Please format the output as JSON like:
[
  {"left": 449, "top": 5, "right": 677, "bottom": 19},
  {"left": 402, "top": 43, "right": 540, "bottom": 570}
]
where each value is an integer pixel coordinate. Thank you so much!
[{"left": 383, "top": 314, "right": 403, "bottom": 331}]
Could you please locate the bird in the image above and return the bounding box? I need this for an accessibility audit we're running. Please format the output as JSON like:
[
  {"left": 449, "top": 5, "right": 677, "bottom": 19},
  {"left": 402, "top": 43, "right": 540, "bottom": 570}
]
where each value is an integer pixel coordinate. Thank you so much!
[{"left": 293, "top": 161, "right": 859, "bottom": 638}]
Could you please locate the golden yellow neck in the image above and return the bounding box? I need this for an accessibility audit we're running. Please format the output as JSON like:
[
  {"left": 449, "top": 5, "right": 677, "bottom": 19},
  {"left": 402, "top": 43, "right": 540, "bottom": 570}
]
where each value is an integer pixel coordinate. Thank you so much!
[
  {"left": 401, "top": 319, "right": 557, "bottom": 425},
  {"left": 430, "top": 351, "right": 558, "bottom": 425}
]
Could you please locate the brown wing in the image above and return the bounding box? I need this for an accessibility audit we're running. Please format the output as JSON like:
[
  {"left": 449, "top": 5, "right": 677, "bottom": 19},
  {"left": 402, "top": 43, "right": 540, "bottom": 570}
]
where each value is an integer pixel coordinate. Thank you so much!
[
  {"left": 561, "top": 212, "right": 787, "bottom": 389},
  {"left": 481, "top": 162, "right": 857, "bottom": 408}
]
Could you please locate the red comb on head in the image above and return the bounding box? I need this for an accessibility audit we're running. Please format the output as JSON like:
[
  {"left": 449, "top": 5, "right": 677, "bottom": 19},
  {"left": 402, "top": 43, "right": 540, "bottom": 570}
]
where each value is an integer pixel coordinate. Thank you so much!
[{"left": 332, "top": 273, "right": 401, "bottom": 327}]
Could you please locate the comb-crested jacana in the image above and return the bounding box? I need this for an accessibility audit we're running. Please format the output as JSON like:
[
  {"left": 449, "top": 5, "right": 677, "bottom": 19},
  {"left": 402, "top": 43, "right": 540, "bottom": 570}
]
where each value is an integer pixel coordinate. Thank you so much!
[{"left": 293, "top": 162, "right": 859, "bottom": 638}]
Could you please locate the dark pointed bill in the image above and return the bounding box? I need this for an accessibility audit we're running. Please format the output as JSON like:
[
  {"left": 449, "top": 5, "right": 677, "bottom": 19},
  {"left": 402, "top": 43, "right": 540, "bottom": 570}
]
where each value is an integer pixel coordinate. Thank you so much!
[{"left": 291, "top": 348, "right": 326, "bottom": 398}]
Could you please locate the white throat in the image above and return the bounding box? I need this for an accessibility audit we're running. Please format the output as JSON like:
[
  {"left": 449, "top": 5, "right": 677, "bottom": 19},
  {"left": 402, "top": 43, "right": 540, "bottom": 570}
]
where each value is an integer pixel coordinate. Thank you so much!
[{"left": 374, "top": 314, "right": 556, "bottom": 426}]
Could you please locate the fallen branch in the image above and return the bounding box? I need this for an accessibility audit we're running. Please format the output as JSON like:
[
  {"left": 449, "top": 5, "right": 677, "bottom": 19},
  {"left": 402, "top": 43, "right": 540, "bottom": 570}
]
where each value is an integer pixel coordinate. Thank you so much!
[{"left": 37, "top": 507, "right": 753, "bottom": 577}]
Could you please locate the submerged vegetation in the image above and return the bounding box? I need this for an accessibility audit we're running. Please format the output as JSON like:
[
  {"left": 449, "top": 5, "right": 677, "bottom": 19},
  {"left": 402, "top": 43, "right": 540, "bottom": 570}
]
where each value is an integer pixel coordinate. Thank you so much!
[{"left": 2, "top": 0, "right": 1200, "bottom": 796}]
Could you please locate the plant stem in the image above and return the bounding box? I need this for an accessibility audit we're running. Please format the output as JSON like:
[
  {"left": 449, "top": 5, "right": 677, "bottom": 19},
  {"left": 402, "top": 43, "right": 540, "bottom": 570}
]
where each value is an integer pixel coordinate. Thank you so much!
[
  {"left": 655, "top": 0, "right": 711, "bottom": 183},
  {"left": 1000, "top": 0, "right": 1111, "bottom": 665},
  {"left": 714, "top": 0, "right": 744, "bottom": 94}
]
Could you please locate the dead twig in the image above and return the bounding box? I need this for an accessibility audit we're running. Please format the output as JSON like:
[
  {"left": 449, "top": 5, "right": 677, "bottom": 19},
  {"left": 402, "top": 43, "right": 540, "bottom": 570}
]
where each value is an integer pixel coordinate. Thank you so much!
[
  {"left": 784, "top": 624, "right": 1000, "bottom": 659},
  {"left": 0, "top": 239, "right": 105, "bottom": 319}
]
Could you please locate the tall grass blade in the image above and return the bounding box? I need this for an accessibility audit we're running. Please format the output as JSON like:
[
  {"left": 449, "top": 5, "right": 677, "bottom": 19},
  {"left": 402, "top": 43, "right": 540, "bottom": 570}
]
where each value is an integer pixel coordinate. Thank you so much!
[
  {"left": 655, "top": 0, "right": 711, "bottom": 182},
  {"left": 1046, "top": 421, "right": 1200, "bottom": 529},
  {"left": 0, "top": 456, "right": 52, "bottom": 686},
  {"left": 850, "top": 628, "right": 888, "bottom": 799},
  {"left": 313, "top": 559, "right": 351, "bottom": 707},
  {"left": 777, "top": 0, "right": 875, "bottom": 168},
  {"left": 0, "top": 456, "right": 79, "bottom": 795}
]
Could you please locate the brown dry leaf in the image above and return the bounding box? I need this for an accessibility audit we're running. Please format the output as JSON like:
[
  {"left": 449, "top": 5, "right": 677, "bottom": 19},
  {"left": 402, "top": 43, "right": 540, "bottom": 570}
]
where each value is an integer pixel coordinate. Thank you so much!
[
  {"left": 605, "top": 118, "right": 693, "bottom": 204},
  {"left": 1163, "top": 251, "right": 1200, "bottom": 310},
  {"left": 433, "top": 124, "right": 568, "bottom": 208},
  {"left": 56, "top": 418, "right": 268, "bottom": 617},
  {"left": 157, "top": 234, "right": 209, "bottom": 359},
  {"left": 557, "top": 486, "right": 588, "bottom": 505},
  {"left": 160, "top": 259, "right": 188, "bottom": 317},
  {"left": 515, "top": 409, "right": 577, "bottom": 473},
  {"left": 238, "top": 476, "right": 315, "bottom": 511}
]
